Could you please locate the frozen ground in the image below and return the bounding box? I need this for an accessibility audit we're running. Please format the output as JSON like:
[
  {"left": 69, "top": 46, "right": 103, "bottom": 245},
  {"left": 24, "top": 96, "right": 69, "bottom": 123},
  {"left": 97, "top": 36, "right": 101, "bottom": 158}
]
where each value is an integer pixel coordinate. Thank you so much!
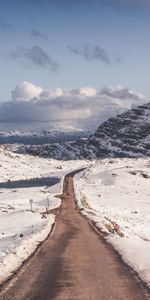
[
  {"left": 0, "top": 146, "right": 87, "bottom": 284},
  {"left": 74, "top": 158, "right": 150, "bottom": 288}
]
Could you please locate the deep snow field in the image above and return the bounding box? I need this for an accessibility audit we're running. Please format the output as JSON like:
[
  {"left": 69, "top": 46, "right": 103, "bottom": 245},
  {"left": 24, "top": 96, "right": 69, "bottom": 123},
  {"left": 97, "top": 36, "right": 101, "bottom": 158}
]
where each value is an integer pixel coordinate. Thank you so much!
[
  {"left": 0, "top": 146, "right": 87, "bottom": 284},
  {"left": 1, "top": 144, "right": 150, "bottom": 290},
  {"left": 74, "top": 158, "right": 150, "bottom": 288}
]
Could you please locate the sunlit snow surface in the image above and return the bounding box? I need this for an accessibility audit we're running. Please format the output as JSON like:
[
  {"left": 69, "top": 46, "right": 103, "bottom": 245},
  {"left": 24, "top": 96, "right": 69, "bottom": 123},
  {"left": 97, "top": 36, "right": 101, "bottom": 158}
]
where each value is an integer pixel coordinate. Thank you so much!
[
  {"left": 1, "top": 144, "right": 150, "bottom": 288},
  {"left": 74, "top": 158, "right": 150, "bottom": 287},
  {"left": 0, "top": 146, "right": 87, "bottom": 284}
]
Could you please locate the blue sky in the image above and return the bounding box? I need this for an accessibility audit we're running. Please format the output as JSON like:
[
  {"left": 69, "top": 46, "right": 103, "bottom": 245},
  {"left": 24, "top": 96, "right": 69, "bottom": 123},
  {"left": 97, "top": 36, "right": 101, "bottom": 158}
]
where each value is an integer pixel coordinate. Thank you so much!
[{"left": 0, "top": 0, "right": 150, "bottom": 102}]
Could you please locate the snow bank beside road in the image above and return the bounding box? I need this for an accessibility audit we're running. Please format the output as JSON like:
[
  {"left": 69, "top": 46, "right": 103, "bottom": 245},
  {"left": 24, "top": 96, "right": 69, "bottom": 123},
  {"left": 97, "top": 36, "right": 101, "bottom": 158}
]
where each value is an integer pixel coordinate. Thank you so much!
[
  {"left": 0, "top": 146, "right": 87, "bottom": 284},
  {"left": 0, "top": 214, "right": 55, "bottom": 284},
  {"left": 74, "top": 158, "right": 150, "bottom": 288}
]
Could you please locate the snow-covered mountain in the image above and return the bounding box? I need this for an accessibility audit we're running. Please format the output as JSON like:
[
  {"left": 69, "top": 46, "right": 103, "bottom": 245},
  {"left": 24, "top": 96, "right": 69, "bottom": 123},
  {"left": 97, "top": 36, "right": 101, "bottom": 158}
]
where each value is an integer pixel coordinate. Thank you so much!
[
  {"left": 0, "top": 129, "right": 88, "bottom": 145},
  {"left": 16, "top": 102, "right": 150, "bottom": 159},
  {"left": 88, "top": 102, "right": 150, "bottom": 158},
  {"left": 0, "top": 121, "right": 89, "bottom": 145}
]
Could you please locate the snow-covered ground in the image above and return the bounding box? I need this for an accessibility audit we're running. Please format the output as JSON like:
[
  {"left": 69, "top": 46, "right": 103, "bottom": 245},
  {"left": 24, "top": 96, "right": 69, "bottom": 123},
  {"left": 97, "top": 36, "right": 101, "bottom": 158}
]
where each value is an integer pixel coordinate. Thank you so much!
[
  {"left": 0, "top": 146, "right": 87, "bottom": 284},
  {"left": 74, "top": 158, "right": 150, "bottom": 288},
  {"left": 1, "top": 143, "right": 150, "bottom": 288}
]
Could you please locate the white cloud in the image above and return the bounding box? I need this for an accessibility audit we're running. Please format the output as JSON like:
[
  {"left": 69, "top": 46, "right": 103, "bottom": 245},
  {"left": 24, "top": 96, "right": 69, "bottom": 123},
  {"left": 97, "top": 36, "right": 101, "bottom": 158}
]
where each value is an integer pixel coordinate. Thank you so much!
[
  {"left": 40, "top": 88, "right": 64, "bottom": 99},
  {"left": 11, "top": 81, "right": 43, "bottom": 101},
  {"left": 0, "top": 82, "right": 146, "bottom": 131},
  {"left": 100, "top": 85, "right": 145, "bottom": 101},
  {"left": 79, "top": 87, "right": 97, "bottom": 97}
]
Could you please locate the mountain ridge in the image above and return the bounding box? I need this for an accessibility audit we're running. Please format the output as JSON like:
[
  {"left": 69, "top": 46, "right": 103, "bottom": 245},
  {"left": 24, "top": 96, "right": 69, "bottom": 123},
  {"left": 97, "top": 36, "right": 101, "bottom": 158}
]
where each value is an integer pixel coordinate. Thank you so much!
[{"left": 15, "top": 102, "right": 150, "bottom": 160}]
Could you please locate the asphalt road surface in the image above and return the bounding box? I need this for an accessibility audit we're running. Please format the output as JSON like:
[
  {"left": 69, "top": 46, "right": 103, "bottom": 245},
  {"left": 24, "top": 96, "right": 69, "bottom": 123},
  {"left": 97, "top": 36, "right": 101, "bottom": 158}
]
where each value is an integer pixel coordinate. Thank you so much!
[{"left": 0, "top": 171, "right": 149, "bottom": 300}]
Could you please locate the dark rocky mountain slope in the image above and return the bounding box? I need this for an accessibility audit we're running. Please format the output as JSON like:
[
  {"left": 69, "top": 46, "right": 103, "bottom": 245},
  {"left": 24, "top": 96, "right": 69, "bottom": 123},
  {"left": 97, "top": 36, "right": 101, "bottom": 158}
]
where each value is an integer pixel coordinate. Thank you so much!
[{"left": 88, "top": 103, "right": 150, "bottom": 158}]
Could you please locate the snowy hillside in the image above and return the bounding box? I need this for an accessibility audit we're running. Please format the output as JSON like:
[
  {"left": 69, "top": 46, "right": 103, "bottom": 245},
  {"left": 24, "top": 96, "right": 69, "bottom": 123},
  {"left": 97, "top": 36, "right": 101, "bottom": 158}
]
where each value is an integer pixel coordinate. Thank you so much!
[
  {"left": 16, "top": 102, "right": 150, "bottom": 160},
  {"left": 74, "top": 158, "right": 150, "bottom": 287},
  {"left": 88, "top": 103, "right": 150, "bottom": 158},
  {"left": 0, "top": 146, "right": 87, "bottom": 284}
]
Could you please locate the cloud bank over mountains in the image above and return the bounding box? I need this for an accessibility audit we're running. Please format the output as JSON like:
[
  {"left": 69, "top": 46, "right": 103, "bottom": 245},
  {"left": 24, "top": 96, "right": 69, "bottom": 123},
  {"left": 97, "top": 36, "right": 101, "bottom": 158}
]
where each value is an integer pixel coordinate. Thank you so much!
[{"left": 0, "top": 81, "right": 146, "bottom": 131}]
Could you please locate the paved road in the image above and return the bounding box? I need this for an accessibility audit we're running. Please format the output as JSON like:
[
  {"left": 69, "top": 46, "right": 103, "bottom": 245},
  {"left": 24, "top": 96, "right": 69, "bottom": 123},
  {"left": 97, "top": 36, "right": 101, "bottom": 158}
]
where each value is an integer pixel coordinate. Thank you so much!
[{"left": 0, "top": 172, "right": 149, "bottom": 300}]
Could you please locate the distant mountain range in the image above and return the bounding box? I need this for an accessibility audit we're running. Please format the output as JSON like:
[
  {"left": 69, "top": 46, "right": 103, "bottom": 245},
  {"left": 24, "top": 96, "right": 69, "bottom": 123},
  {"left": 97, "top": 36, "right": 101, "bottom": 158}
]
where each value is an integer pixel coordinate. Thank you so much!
[
  {"left": 0, "top": 120, "right": 90, "bottom": 145},
  {"left": 15, "top": 102, "right": 150, "bottom": 159},
  {"left": 0, "top": 129, "right": 88, "bottom": 145}
]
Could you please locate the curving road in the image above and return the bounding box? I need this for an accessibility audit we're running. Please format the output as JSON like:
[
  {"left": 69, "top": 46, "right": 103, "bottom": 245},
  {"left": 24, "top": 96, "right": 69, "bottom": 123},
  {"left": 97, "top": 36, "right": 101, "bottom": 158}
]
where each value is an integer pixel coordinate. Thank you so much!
[{"left": 0, "top": 171, "right": 149, "bottom": 300}]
